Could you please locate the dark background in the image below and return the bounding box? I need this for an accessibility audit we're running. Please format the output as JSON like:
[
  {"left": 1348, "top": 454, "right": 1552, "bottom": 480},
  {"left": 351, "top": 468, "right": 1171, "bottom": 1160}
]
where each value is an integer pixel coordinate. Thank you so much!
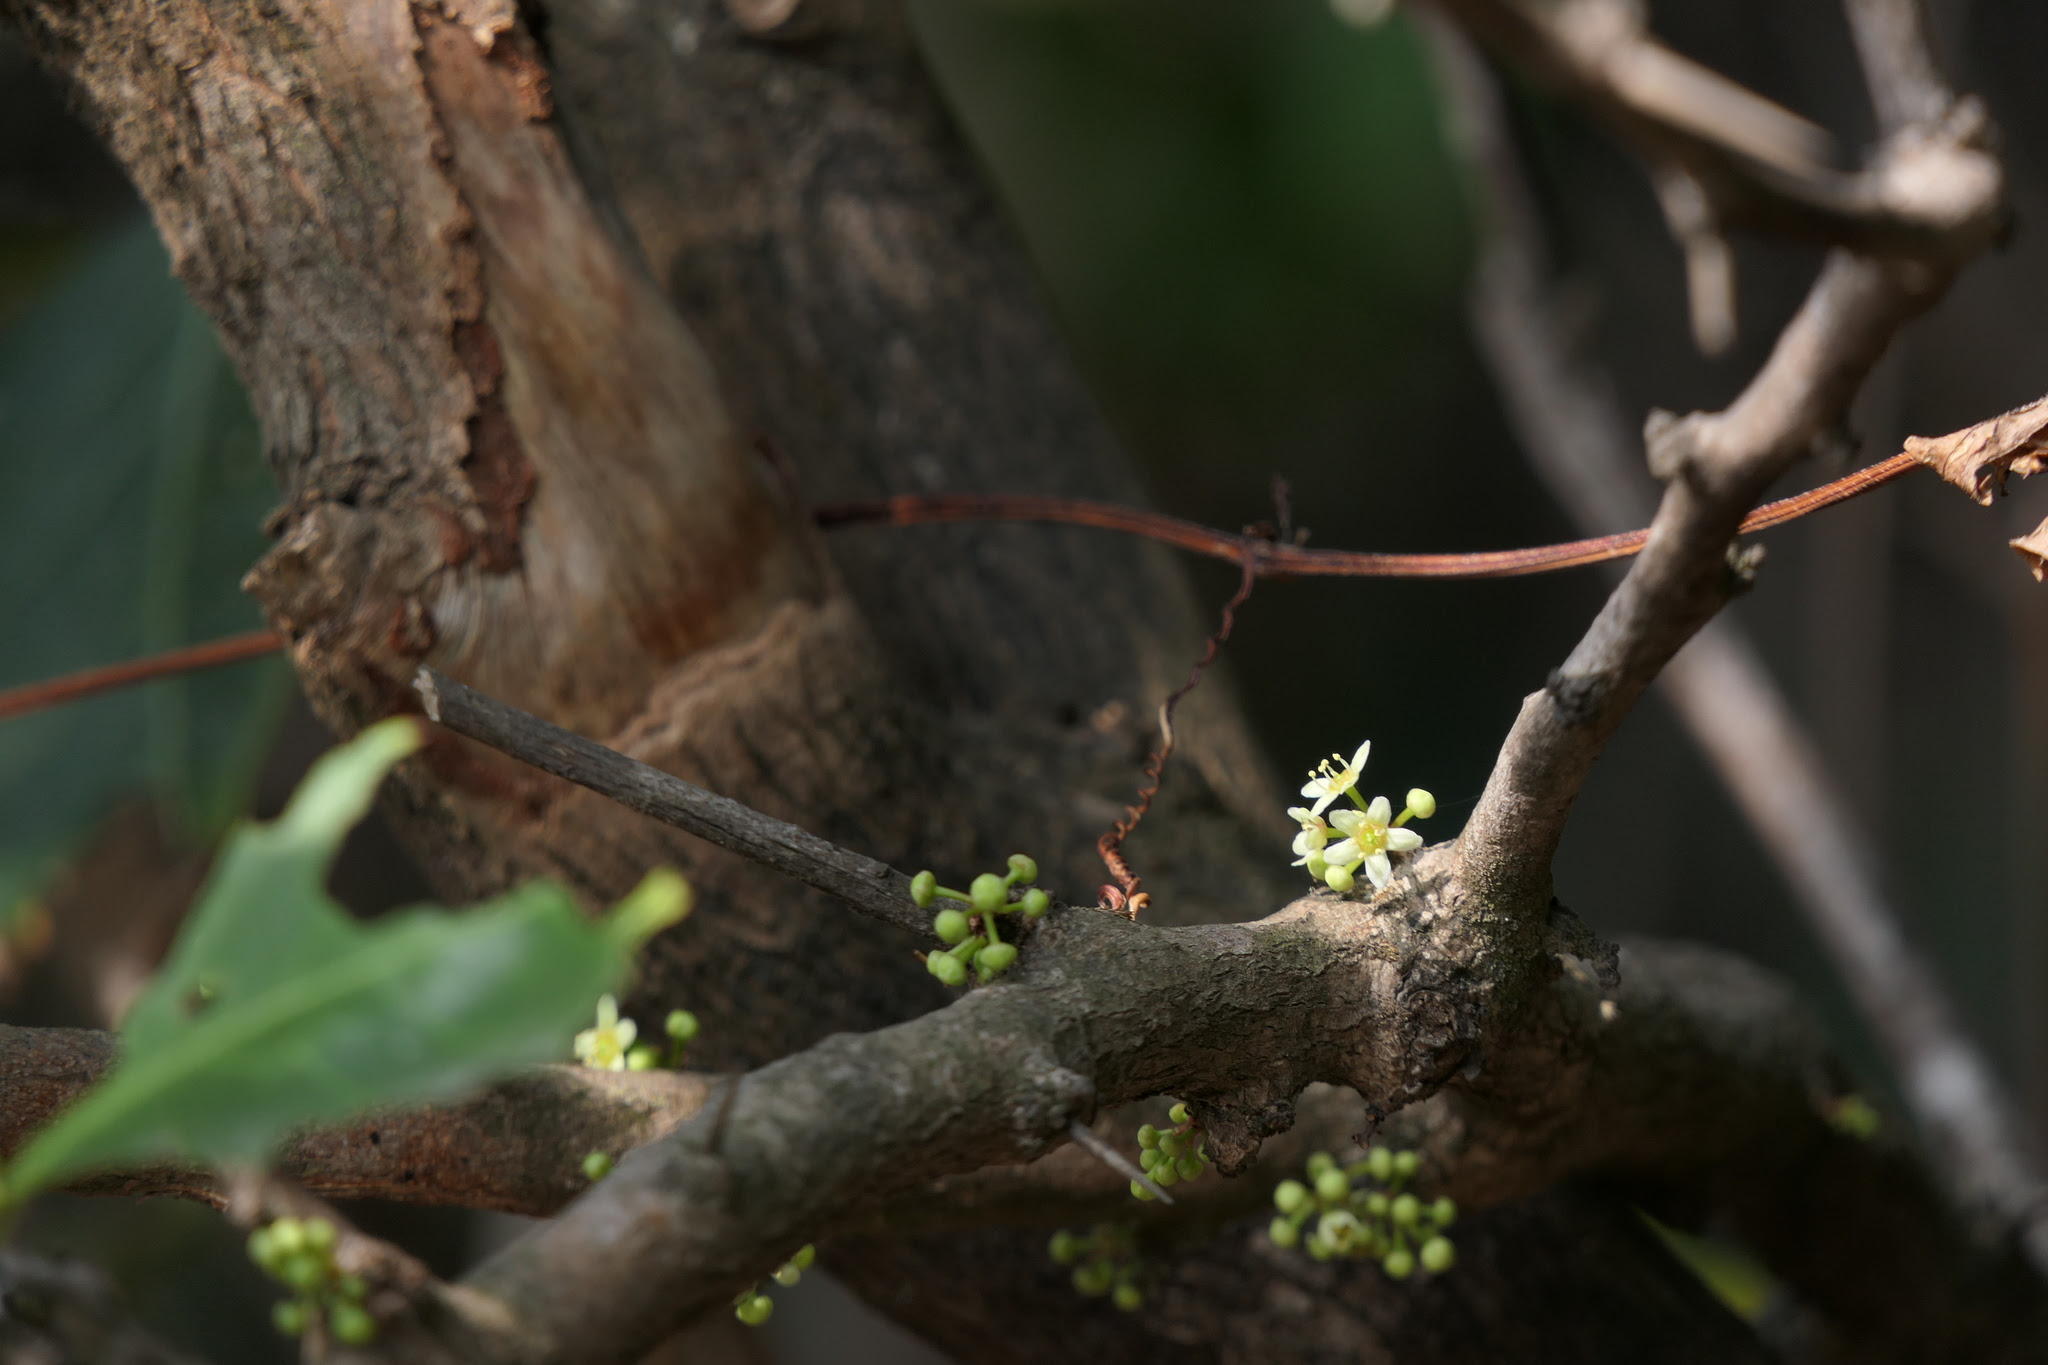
[{"left": 1, "top": 0, "right": 2042, "bottom": 1358}]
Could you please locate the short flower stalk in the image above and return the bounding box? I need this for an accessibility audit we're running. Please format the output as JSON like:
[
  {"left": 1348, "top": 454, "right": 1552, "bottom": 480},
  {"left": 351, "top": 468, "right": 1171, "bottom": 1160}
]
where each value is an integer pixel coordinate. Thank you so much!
[
  {"left": 911, "top": 854, "right": 1052, "bottom": 986},
  {"left": 1289, "top": 740, "right": 1434, "bottom": 893}
]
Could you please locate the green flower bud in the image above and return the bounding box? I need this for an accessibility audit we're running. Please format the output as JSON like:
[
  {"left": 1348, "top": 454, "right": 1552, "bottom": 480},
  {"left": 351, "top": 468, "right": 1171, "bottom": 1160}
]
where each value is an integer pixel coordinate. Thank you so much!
[
  {"left": 1269, "top": 1216, "right": 1302, "bottom": 1248},
  {"left": 1130, "top": 1179, "right": 1156, "bottom": 1201},
  {"left": 970, "top": 873, "right": 1008, "bottom": 914},
  {"left": 1382, "top": 1247, "right": 1415, "bottom": 1280},
  {"left": 1420, "top": 1235, "right": 1456, "bottom": 1274},
  {"left": 665, "top": 1009, "right": 700, "bottom": 1043},
  {"left": 626, "top": 1044, "right": 661, "bottom": 1071},
  {"left": 303, "top": 1219, "right": 337, "bottom": 1253},
  {"left": 1007, "top": 854, "right": 1039, "bottom": 884},
  {"left": 1406, "top": 788, "right": 1437, "bottom": 820},
  {"left": 1430, "top": 1197, "right": 1457, "bottom": 1228},
  {"left": 1049, "top": 1231, "right": 1084, "bottom": 1264},
  {"left": 910, "top": 871, "right": 938, "bottom": 908},
  {"left": 791, "top": 1244, "right": 816, "bottom": 1270},
  {"left": 269, "top": 1219, "right": 307, "bottom": 1256},
  {"left": 1112, "top": 1282, "right": 1143, "bottom": 1312},
  {"left": 247, "top": 1228, "right": 279, "bottom": 1271},
  {"left": 1305, "top": 1234, "right": 1334, "bottom": 1262},
  {"left": 1158, "top": 1130, "right": 1186, "bottom": 1159},
  {"left": 1153, "top": 1162, "right": 1180, "bottom": 1187},
  {"left": 329, "top": 1301, "right": 376, "bottom": 1347},
  {"left": 1392, "top": 1150, "right": 1420, "bottom": 1179},
  {"left": 1136, "top": 1124, "right": 1161, "bottom": 1149},
  {"left": 1177, "top": 1154, "right": 1204, "bottom": 1182},
  {"left": 272, "top": 1300, "right": 309, "bottom": 1337},
  {"left": 1305, "top": 1152, "right": 1336, "bottom": 1179},
  {"left": 335, "top": 1274, "right": 368, "bottom": 1302},
  {"left": 933, "top": 908, "right": 971, "bottom": 944},
  {"left": 735, "top": 1295, "right": 775, "bottom": 1326},
  {"left": 773, "top": 1263, "right": 802, "bottom": 1287},
  {"left": 1314, "top": 1168, "right": 1351, "bottom": 1204},
  {"left": 928, "top": 952, "right": 969, "bottom": 988},
  {"left": 280, "top": 1252, "right": 325, "bottom": 1293},
  {"left": 1273, "top": 1179, "right": 1311, "bottom": 1215},
  {"left": 1073, "top": 1262, "right": 1116, "bottom": 1297},
  {"left": 1304, "top": 851, "right": 1329, "bottom": 879},
  {"left": 1391, "top": 1194, "right": 1421, "bottom": 1227},
  {"left": 1366, "top": 1146, "right": 1394, "bottom": 1182},
  {"left": 1168, "top": 1102, "right": 1191, "bottom": 1125},
  {"left": 976, "top": 941, "right": 1018, "bottom": 976},
  {"left": 1363, "top": 1191, "right": 1389, "bottom": 1218},
  {"left": 582, "top": 1151, "right": 614, "bottom": 1181},
  {"left": 1021, "top": 888, "right": 1051, "bottom": 918}
]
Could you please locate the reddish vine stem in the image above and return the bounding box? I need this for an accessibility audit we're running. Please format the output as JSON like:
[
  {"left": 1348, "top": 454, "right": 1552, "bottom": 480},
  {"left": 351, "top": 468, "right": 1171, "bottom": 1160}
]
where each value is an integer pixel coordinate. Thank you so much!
[
  {"left": 815, "top": 452, "right": 1918, "bottom": 579},
  {"left": 0, "top": 454, "right": 1917, "bottom": 729},
  {"left": 0, "top": 628, "right": 283, "bottom": 723},
  {"left": 1095, "top": 556, "right": 1260, "bottom": 919}
]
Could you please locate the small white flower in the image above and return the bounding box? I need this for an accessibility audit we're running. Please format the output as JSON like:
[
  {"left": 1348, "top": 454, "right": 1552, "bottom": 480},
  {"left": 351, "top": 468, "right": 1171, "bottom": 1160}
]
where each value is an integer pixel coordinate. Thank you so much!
[
  {"left": 1325, "top": 796, "right": 1425, "bottom": 890},
  {"left": 1299, "top": 741, "right": 1371, "bottom": 816},
  {"left": 574, "top": 994, "right": 637, "bottom": 1071},
  {"left": 1288, "top": 806, "right": 1331, "bottom": 865}
]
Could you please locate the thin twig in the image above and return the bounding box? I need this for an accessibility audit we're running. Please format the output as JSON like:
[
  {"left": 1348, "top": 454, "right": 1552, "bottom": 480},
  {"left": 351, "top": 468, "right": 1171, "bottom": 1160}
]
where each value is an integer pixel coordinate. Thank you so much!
[
  {"left": 414, "top": 667, "right": 928, "bottom": 934},
  {"left": 1095, "top": 557, "right": 1258, "bottom": 917},
  {"left": 0, "top": 628, "right": 282, "bottom": 723},
  {"left": 1065, "top": 1118, "right": 1172, "bottom": 1205}
]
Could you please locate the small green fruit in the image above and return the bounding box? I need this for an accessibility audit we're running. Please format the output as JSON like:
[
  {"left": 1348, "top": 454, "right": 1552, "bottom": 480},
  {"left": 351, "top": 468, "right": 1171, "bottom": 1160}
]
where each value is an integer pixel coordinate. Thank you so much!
[
  {"left": 1314, "top": 1168, "right": 1351, "bottom": 1204},
  {"left": 1391, "top": 1194, "right": 1421, "bottom": 1227},
  {"left": 1112, "top": 1282, "right": 1143, "bottom": 1312},
  {"left": 1268, "top": 1216, "right": 1301, "bottom": 1248},
  {"left": 976, "top": 942, "right": 1018, "bottom": 975},
  {"left": 1366, "top": 1146, "right": 1394, "bottom": 1182},
  {"left": 1382, "top": 1247, "right": 1416, "bottom": 1280},
  {"left": 1305, "top": 1152, "right": 1336, "bottom": 1178},
  {"left": 1420, "top": 1236, "right": 1456, "bottom": 1274},
  {"left": 970, "top": 873, "right": 1008, "bottom": 914},
  {"left": 665, "top": 1009, "right": 701, "bottom": 1043},
  {"left": 271, "top": 1300, "right": 309, "bottom": 1336},
  {"left": 1008, "top": 854, "right": 1039, "bottom": 884},
  {"left": 280, "top": 1252, "right": 325, "bottom": 1293},
  {"left": 1049, "top": 1231, "right": 1084, "bottom": 1264},
  {"left": 1153, "top": 1162, "right": 1179, "bottom": 1187},
  {"left": 928, "top": 952, "right": 969, "bottom": 987},
  {"left": 933, "top": 908, "right": 971, "bottom": 944},
  {"left": 1021, "top": 888, "right": 1051, "bottom": 918},
  {"left": 1176, "top": 1154, "right": 1204, "bottom": 1182},
  {"left": 1130, "top": 1179, "right": 1156, "bottom": 1201},
  {"left": 268, "top": 1219, "right": 307, "bottom": 1256},
  {"left": 582, "top": 1151, "right": 614, "bottom": 1181},
  {"left": 1392, "top": 1150, "right": 1420, "bottom": 1179},
  {"left": 1430, "top": 1197, "right": 1457, "bottom": 1228},
  {"left": 1363, "top": 1191, "right": 1389, "bottom": 1218},
  {"left": 735, "top": 1295, "right": 775, "bottom": 1326},
  {"left": 328, "top": 1301, "right": 376, "bottom": 1347},
  {"left": 1136, "top": 1124, "right": 1160, "bottom": 1149},
  {"left": 1158, "top": 1130, "right": 1186, "bottom": 1159},
  {"left": 910, "top": 871, "right": 938, "bottom": 908},
  {"left": 1072, "top": 1262, "right": 1115, "bottom": 1297},
  {"left": 1273, "top": 1180, "right": 1310, "bottom": 1215}
]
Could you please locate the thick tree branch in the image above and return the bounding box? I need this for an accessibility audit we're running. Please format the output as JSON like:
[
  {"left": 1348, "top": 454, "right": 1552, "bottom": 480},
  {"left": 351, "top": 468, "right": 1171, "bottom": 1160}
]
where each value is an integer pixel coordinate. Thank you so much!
[{"left": 1424, "top": 10, "right": 2048, "bottom": 1262}]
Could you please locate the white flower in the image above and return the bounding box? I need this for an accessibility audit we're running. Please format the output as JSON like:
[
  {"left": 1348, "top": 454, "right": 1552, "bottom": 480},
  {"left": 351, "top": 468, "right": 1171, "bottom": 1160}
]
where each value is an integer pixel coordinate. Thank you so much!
[
  {"left": 574, "top": 994, "right": 637, "bottom": 1071},
  {"left": 1325, "top": 796, "right": 1425, "bottom": 890},
  {"left": 1299, "top": 741, "right": 1371, "bottom": 816},
  {"left": 1288, "top": 806, "right": 1331, "bottom": 865}
]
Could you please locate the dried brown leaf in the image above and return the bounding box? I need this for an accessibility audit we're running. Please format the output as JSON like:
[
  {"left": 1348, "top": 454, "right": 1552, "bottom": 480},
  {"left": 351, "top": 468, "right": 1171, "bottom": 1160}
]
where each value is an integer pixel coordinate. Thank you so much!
[
  {"left": 1903, "top": 394, "right": 2048, "bottom": 505},
  {"left": 2013, "top": 517, "right": 2048, "bottom": 583}
]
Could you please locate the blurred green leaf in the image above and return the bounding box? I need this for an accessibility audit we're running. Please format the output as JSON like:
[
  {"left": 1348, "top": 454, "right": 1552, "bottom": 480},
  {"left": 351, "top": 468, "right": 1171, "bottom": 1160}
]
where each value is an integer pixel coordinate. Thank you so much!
[
  {"left": 0, "top": 218, "right": 288, "bottom": 914},
  {"left": 4, "top": 719, "right": 691, "bottom": 1197}
]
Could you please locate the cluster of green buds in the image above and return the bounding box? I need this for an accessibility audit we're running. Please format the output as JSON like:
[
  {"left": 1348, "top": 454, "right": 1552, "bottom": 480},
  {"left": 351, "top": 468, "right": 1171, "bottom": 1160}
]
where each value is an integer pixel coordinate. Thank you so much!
[
  {"left": 911, "top": 854, "right": 1051, "bottom": 987},
  {"left": 1269, "top": 1148, "right": 1457, "bottom": 1280},
  {"left": 1131, "top": 1101, "right": 1211, "bottom": 1200},
  {"left": 574, "top": 996, "right": 701, "bottom": 1072},
  {"left": 1287, "top": 741, "right": 1435, "bottom": 894},
  {"left": 1048, "top": 1223, "right": 1144, "bottom": 1311},
  {"left": 733, "top": 1244, "right": 816, "bottom": 1326},
  {"left": 247, "top": 1216, "right": 375, "bottom": 1346}
]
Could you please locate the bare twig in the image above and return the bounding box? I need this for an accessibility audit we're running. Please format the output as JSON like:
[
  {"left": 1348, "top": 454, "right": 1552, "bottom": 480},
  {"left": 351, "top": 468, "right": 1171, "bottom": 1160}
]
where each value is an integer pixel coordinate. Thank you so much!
[
  {"left": 413, "top": 667, "right": 928, "bottom": 934},
  {"left": 0, "top": 628, "right": 281, "bottom": 723},
  {"left": 1064, "top": 1117, "right": 1172, "bottom": 1204}
]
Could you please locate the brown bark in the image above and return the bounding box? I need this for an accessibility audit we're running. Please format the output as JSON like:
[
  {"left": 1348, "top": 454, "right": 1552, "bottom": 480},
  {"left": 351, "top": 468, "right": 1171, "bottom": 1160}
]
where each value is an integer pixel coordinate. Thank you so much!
[{"left": 0, "top": 0, "right": 2035, "bottom": 1361}]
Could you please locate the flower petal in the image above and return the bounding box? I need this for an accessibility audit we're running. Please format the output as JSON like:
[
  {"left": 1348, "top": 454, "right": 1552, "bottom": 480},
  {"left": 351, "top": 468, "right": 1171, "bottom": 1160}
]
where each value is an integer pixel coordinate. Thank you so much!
[
  {"left": 1346, "top": 741, "right": 1371, "bottom": 772},
  {"left": 1328, "top": 808, "right": 1367, "bottom": 836},
  {"left": 1366, "top": 795, "right": 1392, "bottom": 824},
  {"left": 1364, "top": 853, "right": 1392, "bottom": 889},
  {"left": 1386, "top": 827, "right": 1424, "bottom": 853}
]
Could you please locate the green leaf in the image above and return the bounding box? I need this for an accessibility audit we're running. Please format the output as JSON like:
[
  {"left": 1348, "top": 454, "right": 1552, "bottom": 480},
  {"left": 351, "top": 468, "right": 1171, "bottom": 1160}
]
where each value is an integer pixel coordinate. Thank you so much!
[
  {"left": 4, "top": 719, "right": 691, "bottom": 1198},
  {"left": 0, "top": 219, "right": 289, "bottom": 915}
]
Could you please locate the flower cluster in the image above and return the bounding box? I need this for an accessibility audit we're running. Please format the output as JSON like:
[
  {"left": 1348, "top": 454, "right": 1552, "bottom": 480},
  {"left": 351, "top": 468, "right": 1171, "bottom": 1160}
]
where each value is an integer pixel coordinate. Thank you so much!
[
  {"left": 1130, "top": 1101, "right": 1211, "bottom": 1200},
  {"left": 1268, "top": 1147, "right": 1457, "bottom": 1279},
  {"left": 247, "top": 1216, "right": 375, "bottom": 1346},
  {"left": 733, "top": 1244, "right": 816, "bottom": 1326},
  {"left": 911, "top": 854, "right": 1052, "bottom": 987},
  {"left": 1048, "top": 1222, "right": 1145, "bottom": 1311},
  {"left": 574, "top": 996, "right": 700, "bottom": 1072},
  {"left": 1288, "top": 741, "right": 1434, "bottom": 893}
]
